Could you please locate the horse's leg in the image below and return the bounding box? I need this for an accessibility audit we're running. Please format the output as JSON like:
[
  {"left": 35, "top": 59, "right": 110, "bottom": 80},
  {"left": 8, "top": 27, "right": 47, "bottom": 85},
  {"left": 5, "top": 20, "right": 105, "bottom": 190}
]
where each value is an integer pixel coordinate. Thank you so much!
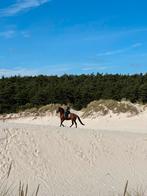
[
  {"left": 60, "top": 120, "right": 62, "bottom": 127},
  {"left": 70, "top": 120, "right": 74, "bottom": 127},
  {"left": 60, "top": 119, "right": 65, "bottom": 127},
  {"left": 74, "top": 120, "right": 77, "bottom": 128}
]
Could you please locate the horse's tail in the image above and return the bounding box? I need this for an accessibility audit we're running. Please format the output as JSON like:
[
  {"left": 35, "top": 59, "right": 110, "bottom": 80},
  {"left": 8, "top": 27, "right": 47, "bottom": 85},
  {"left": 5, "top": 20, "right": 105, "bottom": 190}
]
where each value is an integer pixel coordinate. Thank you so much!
[{"left": 77, "top": 116, "right": 85, "bottom": 126}]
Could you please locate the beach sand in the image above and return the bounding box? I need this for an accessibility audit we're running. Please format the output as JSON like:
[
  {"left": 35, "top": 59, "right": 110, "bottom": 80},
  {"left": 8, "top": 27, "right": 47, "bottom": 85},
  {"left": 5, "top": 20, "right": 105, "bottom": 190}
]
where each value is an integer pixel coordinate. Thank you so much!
[{"left": 0, "top": 111, "right": 147, "bottom": 195}]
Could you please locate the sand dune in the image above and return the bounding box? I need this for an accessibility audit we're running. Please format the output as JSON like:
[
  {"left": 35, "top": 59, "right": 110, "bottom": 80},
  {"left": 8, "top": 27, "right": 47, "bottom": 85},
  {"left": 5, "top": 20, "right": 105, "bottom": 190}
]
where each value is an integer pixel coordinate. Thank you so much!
[
  {"left": 5, "top": 107, "right": 147, "bottom": 133},
  {"left": 0, "top": 115, "right": 147, "bottom": 195}
]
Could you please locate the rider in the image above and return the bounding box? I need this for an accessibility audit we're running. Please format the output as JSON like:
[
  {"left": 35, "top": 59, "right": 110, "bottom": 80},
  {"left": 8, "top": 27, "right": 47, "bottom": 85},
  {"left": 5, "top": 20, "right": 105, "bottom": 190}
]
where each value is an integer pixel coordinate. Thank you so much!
[{"left": 65, "top": 106, "right": 70, "bottom": 119}]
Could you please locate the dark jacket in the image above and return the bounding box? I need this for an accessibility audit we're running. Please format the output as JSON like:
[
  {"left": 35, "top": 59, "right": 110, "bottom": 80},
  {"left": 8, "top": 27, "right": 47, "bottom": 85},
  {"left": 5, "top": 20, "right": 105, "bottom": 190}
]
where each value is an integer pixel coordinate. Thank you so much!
[{"left": 65, "top": 107, "right": 70, "bottom": 118}]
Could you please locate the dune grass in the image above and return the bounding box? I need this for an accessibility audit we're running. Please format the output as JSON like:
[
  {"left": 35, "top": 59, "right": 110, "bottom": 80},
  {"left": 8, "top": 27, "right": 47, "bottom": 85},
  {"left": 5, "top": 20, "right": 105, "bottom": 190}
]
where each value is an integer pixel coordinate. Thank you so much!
[
  {"left": 0, "top": 163, "right": 40, "bottom": 196},
  {"left": 38, "top": 103, "right": 61, "bottom": 113},
  {"left": 82, "top": 99, "right": 139, "bottom": 118},
  {"left": 0, "top": 163, "right": 145, "bottom": 196},
  {"left": 120, "top": 180, "right": 146, "bottom": 196}
]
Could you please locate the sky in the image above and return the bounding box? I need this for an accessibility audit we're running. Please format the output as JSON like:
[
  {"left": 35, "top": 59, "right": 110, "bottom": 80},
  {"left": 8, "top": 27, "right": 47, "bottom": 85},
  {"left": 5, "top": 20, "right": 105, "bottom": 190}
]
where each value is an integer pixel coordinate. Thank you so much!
[{"left": 0, "top": 0, "right": 147, "bottom": 77}]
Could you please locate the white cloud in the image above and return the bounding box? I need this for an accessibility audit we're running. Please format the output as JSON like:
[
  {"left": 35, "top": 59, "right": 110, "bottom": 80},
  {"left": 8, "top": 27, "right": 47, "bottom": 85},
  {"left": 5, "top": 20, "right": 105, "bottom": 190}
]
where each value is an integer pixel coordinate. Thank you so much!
[
  {"left": 97, "top": 49, "right": 125, "bottom": 56},
  {"left": 131, "top": 43, "right": 143, "bottom": 48},
  {"left": 82, "top": 66, "right": 108, "bottom": 71},
  {"left": 0, "top": 65, "right": 72, "bottom": 77},
  {"left": 0, "top": 0, "right": 51, "bottom": 17},
  {"left": 84, "top": 28, "right": 147, "bottom": 43},
  {"left": 0, "top": 30, "right": 31, "bottom": 39},
  {"left": 0, "top": 67, "right": 38, "bottom": 77},
  {"left": 73, "top": 62, "right": 110, "bottom": 71},
  {"left": 97, "top": 43, "right": 143, "bottom": 57},
  {"left": 0, "top": 30, "right": 16, "bottom": 38},
  {"left": 21, "top": 31, "right": 31, "bottom": 38}
]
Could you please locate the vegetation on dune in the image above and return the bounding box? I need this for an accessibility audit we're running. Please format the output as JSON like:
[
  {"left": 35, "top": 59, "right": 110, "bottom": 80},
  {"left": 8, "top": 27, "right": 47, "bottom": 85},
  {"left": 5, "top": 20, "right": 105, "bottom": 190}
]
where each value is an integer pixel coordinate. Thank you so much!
[
  {"left": 0, "top": 175, "right": 145, "bottom": 196},
  {"left": 0, "top": 163, "right": 40, "bottom": 196},
  {"left": 82, "top": 100, "right": 139, "bottom": 118},
  {"left": 38, "top": 103, "right": 61, "bottom": 114},
  {"left": 0, "top": 73, "right": 147, "bottom": 114},
  {"left": 0, "top": 181, "right": 40, "bottom": 196}
]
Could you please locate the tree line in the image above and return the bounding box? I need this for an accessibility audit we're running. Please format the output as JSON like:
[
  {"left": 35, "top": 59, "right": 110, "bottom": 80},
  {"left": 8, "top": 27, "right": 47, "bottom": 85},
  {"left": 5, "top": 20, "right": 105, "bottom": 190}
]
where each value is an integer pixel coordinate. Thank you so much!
[{"left": 0, "top": 73, "right": 147, "bottom": 114}]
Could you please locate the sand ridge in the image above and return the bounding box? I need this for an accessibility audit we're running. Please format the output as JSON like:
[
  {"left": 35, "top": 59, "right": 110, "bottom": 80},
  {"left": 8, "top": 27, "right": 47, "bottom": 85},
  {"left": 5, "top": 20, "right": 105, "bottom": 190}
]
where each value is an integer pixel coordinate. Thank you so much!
[{"left": 0, "top": 120, "right": 147, "bottom": 195}]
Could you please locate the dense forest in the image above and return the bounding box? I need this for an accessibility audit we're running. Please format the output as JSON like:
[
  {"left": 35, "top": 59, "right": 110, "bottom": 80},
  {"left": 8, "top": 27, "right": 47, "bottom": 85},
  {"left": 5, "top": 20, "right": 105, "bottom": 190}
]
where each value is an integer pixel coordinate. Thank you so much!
[{"left": 0, "top": 73, "right": 147, "bottom": 114}]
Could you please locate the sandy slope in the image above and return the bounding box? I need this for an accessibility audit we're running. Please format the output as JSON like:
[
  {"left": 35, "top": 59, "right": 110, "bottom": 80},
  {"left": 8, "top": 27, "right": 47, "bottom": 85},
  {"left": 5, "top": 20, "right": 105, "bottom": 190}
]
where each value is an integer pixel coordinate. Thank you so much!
[
  {"left": 0, "top": 119, "right": 147, "bottom": 195},
  {"left": 6, "top": 108, "right": 147, "bottom": 133}
]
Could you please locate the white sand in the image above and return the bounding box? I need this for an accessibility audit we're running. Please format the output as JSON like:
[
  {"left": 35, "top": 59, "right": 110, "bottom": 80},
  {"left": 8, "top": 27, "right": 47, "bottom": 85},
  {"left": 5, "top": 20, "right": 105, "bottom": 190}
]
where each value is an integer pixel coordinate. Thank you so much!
[
  {"left": 6, "top": 108, "right": 147, "bottom": 133},
  {"left": 0, "top": 111, "right": 147, "bottom": 195}
]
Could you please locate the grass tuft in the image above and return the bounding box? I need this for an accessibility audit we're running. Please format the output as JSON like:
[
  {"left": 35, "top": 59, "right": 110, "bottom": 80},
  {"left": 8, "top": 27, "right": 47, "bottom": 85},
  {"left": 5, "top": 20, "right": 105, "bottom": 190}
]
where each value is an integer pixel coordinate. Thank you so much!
[{"left": 82, "top": 100, "right": 139, "bottom": 118}]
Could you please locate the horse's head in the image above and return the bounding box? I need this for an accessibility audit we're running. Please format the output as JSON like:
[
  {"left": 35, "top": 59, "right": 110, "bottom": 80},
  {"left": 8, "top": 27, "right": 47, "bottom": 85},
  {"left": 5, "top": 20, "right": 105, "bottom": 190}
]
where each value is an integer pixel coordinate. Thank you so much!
[{"left": 56, "top": 107, "right": 64, "bottom": 114}]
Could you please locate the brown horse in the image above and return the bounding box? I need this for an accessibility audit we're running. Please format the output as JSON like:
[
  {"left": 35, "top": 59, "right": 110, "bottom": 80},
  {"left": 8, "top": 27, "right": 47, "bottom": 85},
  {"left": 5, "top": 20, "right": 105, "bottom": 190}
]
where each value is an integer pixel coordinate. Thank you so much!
[{"left": 56, "top": 107, "right": 85, "bottom": 128}]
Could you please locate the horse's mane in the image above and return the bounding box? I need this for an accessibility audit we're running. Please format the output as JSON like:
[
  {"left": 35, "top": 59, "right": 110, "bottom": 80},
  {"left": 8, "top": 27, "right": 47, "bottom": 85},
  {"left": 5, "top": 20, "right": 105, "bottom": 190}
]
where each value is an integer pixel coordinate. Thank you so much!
[{"left": 58, "top": 107, "right": 65, "bottom": 112}]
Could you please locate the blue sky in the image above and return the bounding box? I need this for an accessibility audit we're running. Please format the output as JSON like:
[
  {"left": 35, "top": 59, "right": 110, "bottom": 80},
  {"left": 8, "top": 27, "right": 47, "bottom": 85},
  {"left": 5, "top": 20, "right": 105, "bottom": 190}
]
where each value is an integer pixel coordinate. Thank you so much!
[{"left": 0, "top": 0, "right": 147, "bottom": 76}]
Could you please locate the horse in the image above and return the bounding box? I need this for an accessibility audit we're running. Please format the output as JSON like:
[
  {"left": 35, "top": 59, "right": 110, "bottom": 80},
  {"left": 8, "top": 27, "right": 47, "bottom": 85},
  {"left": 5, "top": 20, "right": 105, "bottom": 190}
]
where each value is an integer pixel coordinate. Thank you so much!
[{"left": 56, "top": 107, "right": 85, "bottom": 128}]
